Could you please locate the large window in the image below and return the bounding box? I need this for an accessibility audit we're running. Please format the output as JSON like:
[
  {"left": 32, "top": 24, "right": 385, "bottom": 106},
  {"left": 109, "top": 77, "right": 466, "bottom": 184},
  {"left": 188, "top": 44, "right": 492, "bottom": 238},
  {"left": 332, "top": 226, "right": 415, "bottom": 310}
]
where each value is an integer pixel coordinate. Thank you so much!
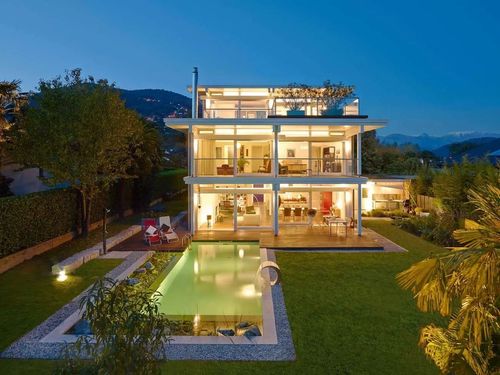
[{"left": 196, "top": 189, "right": 273, "bottom": 231}]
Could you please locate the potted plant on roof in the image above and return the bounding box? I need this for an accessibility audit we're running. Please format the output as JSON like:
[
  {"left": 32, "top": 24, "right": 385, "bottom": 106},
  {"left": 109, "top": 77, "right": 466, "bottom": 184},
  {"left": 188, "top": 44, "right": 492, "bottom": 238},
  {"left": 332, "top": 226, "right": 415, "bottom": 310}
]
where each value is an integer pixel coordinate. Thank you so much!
[
  {"left": 319, "top": 80, "right": 355, "bottom": 116},
  {"left": 278, "top": 83, "right": 310, "bottom": 116}
]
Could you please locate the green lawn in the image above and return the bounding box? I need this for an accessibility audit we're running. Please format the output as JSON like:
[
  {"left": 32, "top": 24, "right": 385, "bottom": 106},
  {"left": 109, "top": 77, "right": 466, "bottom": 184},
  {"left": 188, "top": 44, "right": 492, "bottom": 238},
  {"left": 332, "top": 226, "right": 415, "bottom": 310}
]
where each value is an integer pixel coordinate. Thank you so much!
[
  {"left": 0, "top": 222, "right": 129, "bottom": 351},
  {"left": 0, "top": 220, "right": 447, "bottom": 374}
]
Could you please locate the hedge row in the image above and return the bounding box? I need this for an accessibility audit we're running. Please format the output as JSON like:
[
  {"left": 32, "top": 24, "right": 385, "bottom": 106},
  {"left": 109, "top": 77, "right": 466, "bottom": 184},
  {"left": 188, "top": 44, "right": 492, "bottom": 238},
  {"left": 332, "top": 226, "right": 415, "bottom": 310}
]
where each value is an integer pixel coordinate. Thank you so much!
[
  {"left": 0, "top": 169, "right": 187, "bottom": 258},
  {"left": 0, "top": 188, "right": 80, "bottom": 257}
]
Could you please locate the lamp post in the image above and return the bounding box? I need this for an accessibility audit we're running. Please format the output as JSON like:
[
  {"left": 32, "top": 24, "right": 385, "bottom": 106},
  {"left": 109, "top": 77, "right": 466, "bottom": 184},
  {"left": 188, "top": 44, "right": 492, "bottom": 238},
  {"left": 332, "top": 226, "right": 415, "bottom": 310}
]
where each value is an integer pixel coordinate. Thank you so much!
[{"left": 102, "top": 208, "right": 110, "bottom": 255}]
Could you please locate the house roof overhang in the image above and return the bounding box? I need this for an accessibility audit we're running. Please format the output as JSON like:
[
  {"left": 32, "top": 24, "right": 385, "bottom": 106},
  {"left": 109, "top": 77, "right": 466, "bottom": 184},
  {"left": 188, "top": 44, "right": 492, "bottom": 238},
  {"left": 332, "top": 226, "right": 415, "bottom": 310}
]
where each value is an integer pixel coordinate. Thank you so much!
[{"left": 164, "top": 117, "right": 387, "bottom": 133}]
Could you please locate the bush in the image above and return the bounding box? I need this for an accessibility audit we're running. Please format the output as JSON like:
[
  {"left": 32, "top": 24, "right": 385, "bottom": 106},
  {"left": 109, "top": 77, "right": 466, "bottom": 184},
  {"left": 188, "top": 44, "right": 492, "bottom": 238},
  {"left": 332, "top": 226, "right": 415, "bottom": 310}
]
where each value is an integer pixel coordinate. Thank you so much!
[
  {"left": 56, "top": 278, "right": 172, "bottom": 375},
  {"left": 366, "top": 209, "right": 408, "bottom": 218},
  {"left": 0, "top": 189, "right": 79, "bottom": 257},
  {"left": 394, "top": 213, "right": 457, "bottom": 247}
]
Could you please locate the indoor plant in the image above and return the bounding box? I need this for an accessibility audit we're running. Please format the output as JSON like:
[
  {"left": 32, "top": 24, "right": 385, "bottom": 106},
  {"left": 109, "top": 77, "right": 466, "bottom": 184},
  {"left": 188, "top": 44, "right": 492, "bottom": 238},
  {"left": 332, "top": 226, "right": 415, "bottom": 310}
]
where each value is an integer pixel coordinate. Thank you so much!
[{"left": 237, "top": 156, "right": 249, "bottom": 172}]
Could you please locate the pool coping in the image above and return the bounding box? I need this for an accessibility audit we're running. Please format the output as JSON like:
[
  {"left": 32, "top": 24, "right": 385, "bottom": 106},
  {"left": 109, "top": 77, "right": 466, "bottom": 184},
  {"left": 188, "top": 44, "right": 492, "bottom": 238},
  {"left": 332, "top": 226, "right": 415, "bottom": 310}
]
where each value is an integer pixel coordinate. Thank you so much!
[{"left": 1, "top": 247, "right": 295, "bottom": 361}]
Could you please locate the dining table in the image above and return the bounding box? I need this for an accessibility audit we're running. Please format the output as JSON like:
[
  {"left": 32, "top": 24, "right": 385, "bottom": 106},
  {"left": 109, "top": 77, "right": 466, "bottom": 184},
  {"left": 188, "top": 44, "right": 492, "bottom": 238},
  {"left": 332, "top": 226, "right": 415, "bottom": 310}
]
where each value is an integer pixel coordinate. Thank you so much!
[{"left": 323, "top": 216, "right": 348, "bottom": 237}]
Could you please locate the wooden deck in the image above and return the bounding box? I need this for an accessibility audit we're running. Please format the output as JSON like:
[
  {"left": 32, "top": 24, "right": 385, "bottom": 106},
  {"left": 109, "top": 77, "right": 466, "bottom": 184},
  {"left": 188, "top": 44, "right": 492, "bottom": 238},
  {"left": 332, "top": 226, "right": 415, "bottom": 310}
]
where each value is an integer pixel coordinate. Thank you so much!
[
  {"left": 194, "top": 225, "right": 385, "bottom": 250},
  {"left": 111, "top": 223, "right": 404, "bottom": 252}
]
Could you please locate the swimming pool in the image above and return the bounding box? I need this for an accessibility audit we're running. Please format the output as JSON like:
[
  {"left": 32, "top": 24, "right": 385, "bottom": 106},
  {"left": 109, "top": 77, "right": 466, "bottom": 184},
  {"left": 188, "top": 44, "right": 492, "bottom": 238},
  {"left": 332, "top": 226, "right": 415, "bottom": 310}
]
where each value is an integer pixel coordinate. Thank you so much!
[{"left": 155, "top": 241, "right": 263, "bottom": 331}]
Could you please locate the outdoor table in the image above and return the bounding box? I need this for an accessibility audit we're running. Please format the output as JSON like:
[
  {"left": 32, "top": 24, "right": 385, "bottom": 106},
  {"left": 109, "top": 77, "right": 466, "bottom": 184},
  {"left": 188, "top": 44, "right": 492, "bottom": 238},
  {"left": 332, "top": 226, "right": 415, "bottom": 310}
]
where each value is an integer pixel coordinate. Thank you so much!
[{"left": 325, "top": 217, "right": 347, "bottom": 237}]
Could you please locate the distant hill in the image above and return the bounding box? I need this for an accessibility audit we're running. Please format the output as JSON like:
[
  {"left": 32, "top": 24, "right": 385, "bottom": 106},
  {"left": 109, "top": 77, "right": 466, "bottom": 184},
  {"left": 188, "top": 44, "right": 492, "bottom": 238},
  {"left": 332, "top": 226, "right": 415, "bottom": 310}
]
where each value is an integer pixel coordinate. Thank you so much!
[
  {"left": 432, "top": 137, "right": 500, "bottom": 161},
  {"left": 118, "top": 88, "right": 190, "bottom": 165},
  {"left": 118, "top": 88, "right": 191, "bottom": 124},
  {"left": 379, "top": 132, "right": 500, "bottom": 150}
]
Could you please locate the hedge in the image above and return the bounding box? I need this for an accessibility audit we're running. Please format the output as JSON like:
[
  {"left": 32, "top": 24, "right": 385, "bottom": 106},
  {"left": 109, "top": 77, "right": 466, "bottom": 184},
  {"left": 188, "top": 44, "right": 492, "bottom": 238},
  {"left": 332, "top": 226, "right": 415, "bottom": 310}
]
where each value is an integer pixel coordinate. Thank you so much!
[
  {"left": 0, "top": 168, "right": 187, "bottom": 258},
  {"left": 0, "top": 188, "right": 79, "bottom": 257}
]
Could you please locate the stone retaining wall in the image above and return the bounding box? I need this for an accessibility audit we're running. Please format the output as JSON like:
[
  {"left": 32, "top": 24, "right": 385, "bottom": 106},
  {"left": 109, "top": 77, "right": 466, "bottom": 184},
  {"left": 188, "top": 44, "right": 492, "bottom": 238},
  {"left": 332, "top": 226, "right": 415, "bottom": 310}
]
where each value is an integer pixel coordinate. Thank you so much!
[
  {"left": 0, "top": 216, "right": 118, "bottom": 275},
  {"left": 51, "top": 225, "right": 142, "bottom": 275}
]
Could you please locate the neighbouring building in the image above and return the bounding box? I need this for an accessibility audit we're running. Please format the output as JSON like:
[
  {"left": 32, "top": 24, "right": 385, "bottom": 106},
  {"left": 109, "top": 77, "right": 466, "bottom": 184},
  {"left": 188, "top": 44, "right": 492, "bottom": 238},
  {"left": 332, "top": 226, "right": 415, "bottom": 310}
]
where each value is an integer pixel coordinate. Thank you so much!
[{"left": 165, "top": 69, "right": 408, "bottom": 236}]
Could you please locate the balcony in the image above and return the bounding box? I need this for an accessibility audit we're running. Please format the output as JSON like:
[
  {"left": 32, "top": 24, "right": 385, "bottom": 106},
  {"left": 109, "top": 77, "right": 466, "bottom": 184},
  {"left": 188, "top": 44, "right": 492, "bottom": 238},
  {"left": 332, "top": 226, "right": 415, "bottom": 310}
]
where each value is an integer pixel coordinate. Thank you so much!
[
  {"left": 203, "top": 108, "right": 271, "bottom": 119},
  {"left": 201, "top": 98, "right": 360, "bottom": 119},
  {"left": 193, "top": 157, "right": 356, "bottom": 177}
]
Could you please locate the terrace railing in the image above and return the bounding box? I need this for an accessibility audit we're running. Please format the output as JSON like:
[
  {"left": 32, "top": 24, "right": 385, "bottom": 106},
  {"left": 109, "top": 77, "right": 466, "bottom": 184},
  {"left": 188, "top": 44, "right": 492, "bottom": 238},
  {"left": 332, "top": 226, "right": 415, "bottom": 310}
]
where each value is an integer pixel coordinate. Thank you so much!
[
  {"left": 193, "top": 157, "right": 356, "bottom": 177},
  {"left": 193, "top": 158, "right": 274, "bottom": 176},
  {"left": 203, "top": 108, "right": 271, "bottom": 119},
  {"left": 278, "top": 158, "right": 355, "bottom": 176}
]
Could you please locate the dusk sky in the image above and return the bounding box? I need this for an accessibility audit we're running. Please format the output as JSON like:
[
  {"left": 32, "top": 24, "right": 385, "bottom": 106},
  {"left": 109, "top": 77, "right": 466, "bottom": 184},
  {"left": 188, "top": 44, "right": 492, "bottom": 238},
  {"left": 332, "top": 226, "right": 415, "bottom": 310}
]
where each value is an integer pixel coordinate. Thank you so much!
[{"left": 3, "top": 0, "right": 499, "bottom": 135}]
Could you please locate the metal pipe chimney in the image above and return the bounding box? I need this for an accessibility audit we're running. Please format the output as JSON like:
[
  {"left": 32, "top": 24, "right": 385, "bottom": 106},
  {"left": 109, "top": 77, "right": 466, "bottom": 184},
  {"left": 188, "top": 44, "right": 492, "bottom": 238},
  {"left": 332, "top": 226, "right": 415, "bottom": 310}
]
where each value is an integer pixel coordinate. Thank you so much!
[{"left": 191, "top": 67, "right": 198, "bottom": 119}]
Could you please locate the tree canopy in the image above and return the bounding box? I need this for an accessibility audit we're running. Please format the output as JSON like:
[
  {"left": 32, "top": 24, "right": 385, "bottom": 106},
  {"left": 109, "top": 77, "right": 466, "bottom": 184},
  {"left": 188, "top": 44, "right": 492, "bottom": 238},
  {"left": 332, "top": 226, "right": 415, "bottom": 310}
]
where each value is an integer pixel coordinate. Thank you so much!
[{"left": 11, "top": 69, "right": 146, "bottom": 235}]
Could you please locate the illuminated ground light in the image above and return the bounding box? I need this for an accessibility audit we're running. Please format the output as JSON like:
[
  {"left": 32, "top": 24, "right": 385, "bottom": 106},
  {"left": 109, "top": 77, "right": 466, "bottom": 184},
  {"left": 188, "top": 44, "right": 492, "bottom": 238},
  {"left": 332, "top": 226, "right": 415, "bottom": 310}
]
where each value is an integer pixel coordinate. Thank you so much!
[
  {"left": 238, "top": 248, "right": 245, "bottom": 258},
  {"left": 57, "top": 270, "right": 68, "bottom": 282}
]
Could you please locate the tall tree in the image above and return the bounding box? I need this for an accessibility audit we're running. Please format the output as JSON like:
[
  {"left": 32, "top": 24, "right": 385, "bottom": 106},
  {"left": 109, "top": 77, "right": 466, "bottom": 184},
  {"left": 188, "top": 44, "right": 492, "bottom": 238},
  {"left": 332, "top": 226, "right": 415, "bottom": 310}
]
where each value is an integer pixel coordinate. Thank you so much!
[
  {"left": 0, "top": 79, "right": 25, "bottom": 196},
  {"left": 11, "top": 69, "right": 144, "bottom": 236},
  {"left": 0, "top": 79, "right": 23, "bottom": 145},
  {"left": 397, "top": 184, "right": 500, "bottom": 375}
]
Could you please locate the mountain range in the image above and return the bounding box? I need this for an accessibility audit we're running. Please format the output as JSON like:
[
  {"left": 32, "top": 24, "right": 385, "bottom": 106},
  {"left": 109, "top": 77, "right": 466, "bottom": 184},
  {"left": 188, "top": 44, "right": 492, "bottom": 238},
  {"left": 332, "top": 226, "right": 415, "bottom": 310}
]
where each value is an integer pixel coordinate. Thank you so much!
[
  {"left": 378, "top": 132, "right": 500, "bottom": 150},
  {"left": 119, "top": 88, "right": 191, "bottom": 124}
]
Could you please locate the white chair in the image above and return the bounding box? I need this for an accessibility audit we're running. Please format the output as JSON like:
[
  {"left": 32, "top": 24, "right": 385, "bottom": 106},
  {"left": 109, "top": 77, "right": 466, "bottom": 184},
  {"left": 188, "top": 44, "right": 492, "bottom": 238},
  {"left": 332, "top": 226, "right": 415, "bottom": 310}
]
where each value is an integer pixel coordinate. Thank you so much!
[{"left": 158, "top": 216, "right": 179, "bottom": 243}]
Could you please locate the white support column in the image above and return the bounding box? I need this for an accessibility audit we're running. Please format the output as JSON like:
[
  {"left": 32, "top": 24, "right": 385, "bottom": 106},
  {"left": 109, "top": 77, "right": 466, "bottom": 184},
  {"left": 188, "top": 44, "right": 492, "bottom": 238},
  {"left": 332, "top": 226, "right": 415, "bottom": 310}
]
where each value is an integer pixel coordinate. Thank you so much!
[
  {"left": 273, "top": 183, "right": 280, "bottom": 236},
  {"left": 273, "top": 124, "right": 280, "bottom": 177},
  {"left": 307, "top": 140, "right": 312, "bottom": 176},
  {"left": 187, "top": 124, "right": 195, "bottom": 234},
  {"left": 192, "top": 185, "right": 198, "bottom": 234},
  {"left": 357, "top": 183, "right": 363, "bottom": 236},
  {"left": 233, "top": 139, "right": 238, "bottom": 176},
  {"left": 357, "top": 125, "right": 364, "bottom": 175},
  {"left": 188, "top": 185, "right": 194, "bottom": 234}
]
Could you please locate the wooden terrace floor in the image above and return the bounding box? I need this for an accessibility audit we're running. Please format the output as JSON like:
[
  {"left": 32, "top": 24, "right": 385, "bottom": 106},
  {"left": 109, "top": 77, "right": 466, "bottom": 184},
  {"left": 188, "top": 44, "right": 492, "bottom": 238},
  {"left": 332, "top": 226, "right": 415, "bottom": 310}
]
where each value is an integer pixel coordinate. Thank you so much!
[{"left": 112, "top": 223, "right": 404, "bottom": 252}]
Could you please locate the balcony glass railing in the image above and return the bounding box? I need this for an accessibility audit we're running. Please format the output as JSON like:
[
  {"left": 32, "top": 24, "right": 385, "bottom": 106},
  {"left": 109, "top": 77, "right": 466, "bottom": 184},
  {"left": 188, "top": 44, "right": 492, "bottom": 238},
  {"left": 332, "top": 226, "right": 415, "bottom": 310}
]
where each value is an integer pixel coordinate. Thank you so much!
[
  {"left": 194, "top": 158, "right": 273, "bottom": 176},
  {"left": 193, "top": 158, "right": 356, "bottom": 177},
  {"left": 278, "top": 158, "right": 355, "bottom": 176},
  {"left": 203, "top": 109, "right": 271, "bottom": 119}
]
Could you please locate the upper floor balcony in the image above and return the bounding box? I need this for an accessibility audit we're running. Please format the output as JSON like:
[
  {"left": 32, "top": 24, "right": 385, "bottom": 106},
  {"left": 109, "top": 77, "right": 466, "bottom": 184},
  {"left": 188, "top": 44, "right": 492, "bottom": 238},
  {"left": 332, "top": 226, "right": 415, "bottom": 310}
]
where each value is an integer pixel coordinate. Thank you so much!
[
  {"left": 194, "top": 156, "right": 357, "bottom": 177},
  {"left": 195, "top": 85, "right": 360, "bottom": 119}
]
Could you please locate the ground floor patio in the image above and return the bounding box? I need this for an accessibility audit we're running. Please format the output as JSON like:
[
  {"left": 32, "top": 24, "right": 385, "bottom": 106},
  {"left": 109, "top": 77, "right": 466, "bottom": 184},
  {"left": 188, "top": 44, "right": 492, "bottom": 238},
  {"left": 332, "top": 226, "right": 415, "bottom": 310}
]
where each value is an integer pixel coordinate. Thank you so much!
[{"left": 113, "top": 220, "right": 404, "bottom": 252}]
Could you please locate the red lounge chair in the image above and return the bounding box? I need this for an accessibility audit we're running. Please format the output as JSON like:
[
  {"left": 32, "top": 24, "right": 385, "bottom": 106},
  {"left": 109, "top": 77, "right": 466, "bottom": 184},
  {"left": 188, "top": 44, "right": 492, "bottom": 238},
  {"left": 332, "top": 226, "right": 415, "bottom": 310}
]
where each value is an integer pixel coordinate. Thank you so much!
[{"left": 141, "top": 218, "right": 162, "bottom": 246}]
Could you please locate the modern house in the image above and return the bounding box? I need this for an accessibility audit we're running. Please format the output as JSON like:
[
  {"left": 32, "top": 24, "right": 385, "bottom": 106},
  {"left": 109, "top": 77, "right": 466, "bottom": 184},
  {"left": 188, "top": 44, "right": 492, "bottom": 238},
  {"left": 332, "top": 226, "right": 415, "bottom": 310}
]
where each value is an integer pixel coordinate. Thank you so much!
[{"left": 165, "top": 69, "right": 401, "bottom": 236}]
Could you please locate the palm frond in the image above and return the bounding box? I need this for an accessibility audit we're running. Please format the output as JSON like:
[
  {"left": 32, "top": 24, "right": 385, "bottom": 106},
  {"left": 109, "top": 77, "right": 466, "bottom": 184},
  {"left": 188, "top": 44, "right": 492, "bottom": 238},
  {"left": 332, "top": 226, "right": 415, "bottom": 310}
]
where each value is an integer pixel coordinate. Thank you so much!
[
  {"left": 454, "top": 185, "right": 500, "bottom": 249},
  {"left": 397, "top": 257, "right": 451, "bottom": 314},
  {"left": 420, "top": 324, "right": 489, "bottom": 375}
]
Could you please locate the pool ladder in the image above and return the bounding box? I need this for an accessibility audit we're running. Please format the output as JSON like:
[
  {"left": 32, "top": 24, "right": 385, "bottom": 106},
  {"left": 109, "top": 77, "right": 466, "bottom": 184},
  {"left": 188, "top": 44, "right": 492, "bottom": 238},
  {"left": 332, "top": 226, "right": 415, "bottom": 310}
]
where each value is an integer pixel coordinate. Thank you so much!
[{"left": 181, "top": 233, "right": 193, "bottom": 248}]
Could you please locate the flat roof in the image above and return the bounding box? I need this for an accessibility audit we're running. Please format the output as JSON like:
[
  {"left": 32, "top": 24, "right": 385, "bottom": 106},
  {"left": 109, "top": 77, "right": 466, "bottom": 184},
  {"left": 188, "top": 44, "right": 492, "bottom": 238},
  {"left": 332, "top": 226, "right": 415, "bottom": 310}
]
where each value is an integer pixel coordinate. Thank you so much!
[
  {"left": 164, "top": 117, "right": 386, "bottom": 133},
  {"left": 188, "top": 85, "right": 299, "bottom": 92}
]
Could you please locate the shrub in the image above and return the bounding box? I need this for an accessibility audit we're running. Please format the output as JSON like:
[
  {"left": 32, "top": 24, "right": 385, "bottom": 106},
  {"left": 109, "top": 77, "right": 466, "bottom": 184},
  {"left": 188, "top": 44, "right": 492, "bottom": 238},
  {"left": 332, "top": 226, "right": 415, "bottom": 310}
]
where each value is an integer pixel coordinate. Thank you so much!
[
  {"left": 366, "top": 209, "right": 408, "bottom": 218},
  {"left": 394, "top": 213, "right": 457, "bottom": 247},
  {"left": 0, "top": 189, "right": 79, "bottom": 257},
  {"left": 0, "top": 188, "right": 108, "bottom": 258},
  {"left": 56, "top": 278, "right": 172, "bottom": 375}
]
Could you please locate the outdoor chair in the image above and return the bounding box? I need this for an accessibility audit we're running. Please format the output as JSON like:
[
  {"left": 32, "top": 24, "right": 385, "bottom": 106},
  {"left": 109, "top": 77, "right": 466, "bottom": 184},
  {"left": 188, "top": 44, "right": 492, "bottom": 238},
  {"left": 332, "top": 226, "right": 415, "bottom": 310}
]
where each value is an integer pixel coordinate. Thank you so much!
[
  {"left": 141, "top": 218, "right": 162, "bottom": 246},
  {"left": 158, "top": 216, "right": 179, "bottom": 243}
]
